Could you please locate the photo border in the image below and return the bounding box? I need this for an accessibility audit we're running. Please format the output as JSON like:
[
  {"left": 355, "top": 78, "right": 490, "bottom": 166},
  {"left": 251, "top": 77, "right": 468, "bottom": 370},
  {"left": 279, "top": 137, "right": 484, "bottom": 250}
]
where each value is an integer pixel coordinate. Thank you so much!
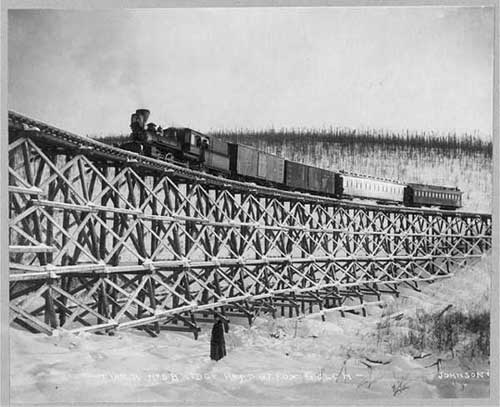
[{"left": 1, "top": 1, "right": 498, "bottom": 405}]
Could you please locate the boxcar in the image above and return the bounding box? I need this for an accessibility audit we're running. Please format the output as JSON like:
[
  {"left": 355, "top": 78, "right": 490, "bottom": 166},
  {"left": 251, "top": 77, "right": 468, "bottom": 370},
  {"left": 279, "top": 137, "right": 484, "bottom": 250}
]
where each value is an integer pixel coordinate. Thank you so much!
[
  {"left": 284, "top": 160, "right": 336, "bottom": 196},
  {"left": 405, "top": 183, "right": 462, "bottom": 209},
  {"left": 285, "top": 160, "right": 308, "bottom": 190},
  {"left": 203, "top": 137, "right": 231, "bottom": 173},
  {"left": 231, "top": 144, "right": 259, "bottom": 178},
  {"left": 258, "top": 151, "right": 285, "bottom": 184},
  {"left": 231, "top": 144, "right": 285, "bottom": 184},
  {"left": 307, "top": 166, "right": 336, "bottom": 196},
  {"left": 204, "top": 150, "right": 231, "bottom": 173},
  {"left": 209, "top": 137, "right": 230, "bottom": 155},
  {"left": 340, "top": 173, "right": 405, "bottom": 203}
]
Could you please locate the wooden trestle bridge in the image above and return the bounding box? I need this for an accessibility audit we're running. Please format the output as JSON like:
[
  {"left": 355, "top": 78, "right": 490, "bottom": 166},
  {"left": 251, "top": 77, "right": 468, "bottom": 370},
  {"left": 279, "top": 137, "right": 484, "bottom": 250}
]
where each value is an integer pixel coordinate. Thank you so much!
[{"left": 8, "top": 111, "right": 492, "bottom": 338}]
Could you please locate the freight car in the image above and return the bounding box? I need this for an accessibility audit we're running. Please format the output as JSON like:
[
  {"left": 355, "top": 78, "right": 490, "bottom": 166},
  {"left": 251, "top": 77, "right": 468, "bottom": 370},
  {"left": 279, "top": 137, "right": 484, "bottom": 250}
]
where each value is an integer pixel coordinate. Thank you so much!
[
  {"left": 284, "top": 160, "right": 337, "bottom": 196},
  {"left": 230, "top": 144, "right": 285, "bottom": 185},
  {"left": 119, "top": 109, "right": 462, "bottom": 210}
]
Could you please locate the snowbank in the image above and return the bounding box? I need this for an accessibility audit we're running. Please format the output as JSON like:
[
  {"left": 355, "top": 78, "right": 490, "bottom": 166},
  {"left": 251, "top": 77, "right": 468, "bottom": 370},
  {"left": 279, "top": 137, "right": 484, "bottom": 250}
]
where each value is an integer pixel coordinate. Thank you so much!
[{"left": 10, "top": 256, "right": 491, "bottom": 403}]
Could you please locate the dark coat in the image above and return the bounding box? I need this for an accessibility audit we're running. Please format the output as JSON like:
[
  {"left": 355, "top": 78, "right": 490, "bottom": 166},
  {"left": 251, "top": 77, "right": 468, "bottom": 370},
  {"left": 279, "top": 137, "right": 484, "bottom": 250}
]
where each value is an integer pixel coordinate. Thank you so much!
[{"left": 210, "top": 319, "right": 227, "bottom": 361}]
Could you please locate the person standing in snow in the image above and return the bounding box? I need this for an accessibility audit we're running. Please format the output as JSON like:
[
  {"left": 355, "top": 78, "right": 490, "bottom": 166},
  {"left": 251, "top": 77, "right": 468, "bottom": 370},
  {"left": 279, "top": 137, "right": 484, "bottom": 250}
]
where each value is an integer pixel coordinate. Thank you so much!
[{"left": 210, "top": 318, "right": 226, "bottom": 361}]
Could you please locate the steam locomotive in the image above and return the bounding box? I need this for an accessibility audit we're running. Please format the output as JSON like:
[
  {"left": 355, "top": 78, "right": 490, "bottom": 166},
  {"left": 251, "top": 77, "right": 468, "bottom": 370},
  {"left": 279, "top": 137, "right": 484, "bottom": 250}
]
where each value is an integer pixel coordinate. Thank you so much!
[{"left": 119, "top": 109, "right": 463, "bottom": 210}]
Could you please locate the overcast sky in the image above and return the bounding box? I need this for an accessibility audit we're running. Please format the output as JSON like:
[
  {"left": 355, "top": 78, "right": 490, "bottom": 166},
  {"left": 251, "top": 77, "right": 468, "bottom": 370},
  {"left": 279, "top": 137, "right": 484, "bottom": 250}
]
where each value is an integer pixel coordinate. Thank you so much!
[{"left": 8, "top": 6, "right": 494, "bottom": 138}]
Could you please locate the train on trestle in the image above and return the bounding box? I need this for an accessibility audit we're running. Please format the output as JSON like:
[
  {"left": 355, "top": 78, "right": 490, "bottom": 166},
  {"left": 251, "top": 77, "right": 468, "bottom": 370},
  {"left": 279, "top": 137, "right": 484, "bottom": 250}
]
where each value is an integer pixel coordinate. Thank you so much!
[{"left": 119, "top": 109, "right": 463, "bottom": 210}]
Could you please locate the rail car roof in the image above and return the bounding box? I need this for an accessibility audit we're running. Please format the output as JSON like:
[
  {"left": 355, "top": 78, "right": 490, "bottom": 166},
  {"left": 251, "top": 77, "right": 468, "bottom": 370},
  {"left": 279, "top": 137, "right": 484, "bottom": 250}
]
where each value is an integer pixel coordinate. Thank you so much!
[
  {"left": 407, "top": 183, "right": 461, "bottom": 191},
  {"left": 339, "top": 170, "right": 405, "bottom": 185}
]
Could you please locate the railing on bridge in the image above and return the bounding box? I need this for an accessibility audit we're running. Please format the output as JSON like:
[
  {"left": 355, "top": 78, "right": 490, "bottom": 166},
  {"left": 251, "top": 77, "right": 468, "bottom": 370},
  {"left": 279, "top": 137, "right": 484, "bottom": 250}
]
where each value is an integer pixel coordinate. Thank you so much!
[{"left": 8, "top": 111, "right": 492, "bottom": 337}]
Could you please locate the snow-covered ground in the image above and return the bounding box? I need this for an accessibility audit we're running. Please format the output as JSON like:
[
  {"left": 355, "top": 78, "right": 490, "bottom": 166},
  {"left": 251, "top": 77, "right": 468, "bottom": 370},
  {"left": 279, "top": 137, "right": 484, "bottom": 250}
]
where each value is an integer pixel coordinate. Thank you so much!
[{"left": 10, "top": 256, "right": 491, "bottom": 404}]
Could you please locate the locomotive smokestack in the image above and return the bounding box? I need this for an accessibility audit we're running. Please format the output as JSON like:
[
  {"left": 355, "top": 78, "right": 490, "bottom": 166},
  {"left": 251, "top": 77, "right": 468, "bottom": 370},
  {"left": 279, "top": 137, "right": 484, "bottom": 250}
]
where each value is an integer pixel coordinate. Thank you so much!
[
  {"left": 130, "top": 109, "right": 150, "bottom": 135},
  {"left": 136, "top": 109, "right": 150, "bottom": 128}
]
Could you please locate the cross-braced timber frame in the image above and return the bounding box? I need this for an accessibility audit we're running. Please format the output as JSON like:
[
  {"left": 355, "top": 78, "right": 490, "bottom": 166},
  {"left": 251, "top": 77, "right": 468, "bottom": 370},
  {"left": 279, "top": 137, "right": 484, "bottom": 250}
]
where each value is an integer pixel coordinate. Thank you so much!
[{"left": 8, "top": 111, "right": 492, "bottom": 337}]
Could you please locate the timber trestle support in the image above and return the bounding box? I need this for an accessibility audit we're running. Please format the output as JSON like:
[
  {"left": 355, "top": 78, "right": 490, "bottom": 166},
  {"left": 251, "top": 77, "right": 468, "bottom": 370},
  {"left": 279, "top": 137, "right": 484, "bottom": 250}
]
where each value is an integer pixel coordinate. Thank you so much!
[{"left": 7, "top": 111, "right": 492, "bottom": 338}]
